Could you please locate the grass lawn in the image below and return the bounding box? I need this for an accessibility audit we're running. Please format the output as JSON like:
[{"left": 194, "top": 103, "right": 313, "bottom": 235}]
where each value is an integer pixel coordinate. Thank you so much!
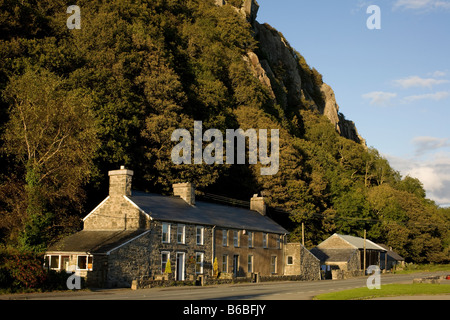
[
  {"left": 392, "top": 263, "right": 450, "bottom": 275},
  {"left": 314, "top": 283, "right": 450, "bottom": 300}
]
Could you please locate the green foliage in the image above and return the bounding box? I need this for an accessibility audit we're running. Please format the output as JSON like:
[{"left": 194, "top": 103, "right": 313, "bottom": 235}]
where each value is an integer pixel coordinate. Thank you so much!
[
  {"left": 213, "top": 257, "right": 219, "bottom": 277},
  {"left": 0, "top": 246, "right": 68, "bottom": 292},
  {"left": 0, "top": 248, "right": 47, "bottom": 289},
  {"left": 165, "top": 259, "right": 172, "bottom": 274}
]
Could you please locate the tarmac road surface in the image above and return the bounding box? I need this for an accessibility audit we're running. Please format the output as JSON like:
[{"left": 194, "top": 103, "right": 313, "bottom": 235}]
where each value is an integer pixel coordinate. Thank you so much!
[{"left": 1, "top": 270, "right": 449, "bottom": 301}]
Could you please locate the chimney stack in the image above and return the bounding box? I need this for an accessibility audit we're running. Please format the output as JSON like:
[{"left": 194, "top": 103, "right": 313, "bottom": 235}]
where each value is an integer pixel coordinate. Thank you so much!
[
  {"left": 173, "top": 183, "right": 195, "bottom": 205},
  {"left": 108, "top": 166, "right": 133, "bottom": 197},
  {"left": 250, "top": 194, "right": 266, "bottom": 216}
]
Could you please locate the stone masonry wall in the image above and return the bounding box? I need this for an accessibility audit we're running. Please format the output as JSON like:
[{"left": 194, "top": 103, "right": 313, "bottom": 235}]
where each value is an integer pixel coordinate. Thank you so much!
[
  {"left": 106, "top": 221, "right": 213, "bottom": 288},
  {"left": 83, "top": 196, "right": 150, "bottom": 230},
  {"left": 299, "top": 244, "right": 321, "bottom": 281},
  {"left": 214, "top": 229, "right": 285, "bottom": 277},
  {"left": 317, "top": 234, "right": 354, "bottom": 249},
  {"left": 284, "top": 243, "right": 321, "bottom": 281}
]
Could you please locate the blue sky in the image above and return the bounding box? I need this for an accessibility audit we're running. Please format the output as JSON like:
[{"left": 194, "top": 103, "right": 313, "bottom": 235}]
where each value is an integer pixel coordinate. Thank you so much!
[{"left": 256, "top": 0, "right": 450, "bottom": 207}]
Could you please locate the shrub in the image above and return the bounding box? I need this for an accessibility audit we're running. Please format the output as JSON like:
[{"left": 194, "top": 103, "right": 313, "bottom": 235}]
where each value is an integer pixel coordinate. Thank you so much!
[{"left": 3, "top": 252, "right": 47, "bottom": 289}]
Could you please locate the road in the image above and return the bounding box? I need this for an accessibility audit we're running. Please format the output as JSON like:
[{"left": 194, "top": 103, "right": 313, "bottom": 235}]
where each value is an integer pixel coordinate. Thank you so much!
[{"left": 1, "top": 271, "right": 448, "bottom": 300}]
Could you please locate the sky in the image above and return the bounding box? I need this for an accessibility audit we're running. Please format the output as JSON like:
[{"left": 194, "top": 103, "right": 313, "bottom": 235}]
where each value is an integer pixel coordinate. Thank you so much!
[{"left": 256, "top": 0, "right": 450, "bottom": 207}]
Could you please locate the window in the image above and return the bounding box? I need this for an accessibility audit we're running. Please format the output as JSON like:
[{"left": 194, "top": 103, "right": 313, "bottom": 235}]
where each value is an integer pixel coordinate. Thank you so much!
[
  {"left": 222, "top": 229, "right": 228, "bottom": 247},
  {"left": 262, "top": 233, "right": 268, "bottom": 248},
  {"left": 247, "top": 255, "right": 253, "bottom": 273},
  {"left": 233, "top": 230, "right": 239, "bottom": 247},
  {"left": 195, "top": 252, "right": 204, "bottom": 274},
  {"left": 77, "top": 255, "right": 93, "bottom": 271},
  {"left": 287, "top": 256, "right": 294, "bottom": 265},
  {"left": 196, "top": 226, "right": 204, "bottom": 245},
  {"left": 222, "top": 255, "right": 228, "bottom": 273},
  {"left": 248, "top": 232, "right": 253, "bottom": 248},
  {"left": 277, "top": 235, "right": 282, "bottom": 249},
  {"left": 177, "top": 224, "right": 185, "bottom": 244},
  {"left": 270, "top": 256, "right": 277, "bottom": 274},
  {"left": 162, "top": 223, "right": 170, "bottom": 243},
  {"left": 50, "top": 255, "right": 60, "bottom": 270},
  {"left": 161, "top": 252, "right": 170, "bottom": 273}
]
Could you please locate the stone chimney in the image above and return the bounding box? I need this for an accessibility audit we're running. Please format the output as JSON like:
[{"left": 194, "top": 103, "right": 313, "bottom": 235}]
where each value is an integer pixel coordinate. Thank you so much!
[
  {"left": 108, "top": 166, "right": 133, "bottom": 197},
  {"left": 173, "top": 183, "right": 195, "bottom": 205},
  {"left": 250, "top": 194, "right": 266, "bottom": 216}
]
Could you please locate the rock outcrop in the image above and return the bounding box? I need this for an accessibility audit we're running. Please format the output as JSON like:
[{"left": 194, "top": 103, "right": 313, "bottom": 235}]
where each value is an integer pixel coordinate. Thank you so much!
[
  {"left": 320, "top": 83, "right": 366, "bottom": 145},
  {"left": 219, "top": 0, "right": 366, "bottom": 145},
  {"left": 215, "top": 0, "right": 259, "bottom": 24}
]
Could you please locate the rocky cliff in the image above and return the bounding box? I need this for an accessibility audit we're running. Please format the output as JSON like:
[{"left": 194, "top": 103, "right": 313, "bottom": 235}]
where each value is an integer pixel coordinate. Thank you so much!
[{"left": 219, "top": 0, "right": 365, "bottom": 145}]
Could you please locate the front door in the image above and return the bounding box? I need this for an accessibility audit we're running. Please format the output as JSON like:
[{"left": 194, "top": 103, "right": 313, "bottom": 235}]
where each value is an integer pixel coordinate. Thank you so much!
[
  {"left": 233, "top": 255, "right": 239, "bottom": 277},
  {"left": 176, "top": 252, "right": 185, "bottom": 281}
]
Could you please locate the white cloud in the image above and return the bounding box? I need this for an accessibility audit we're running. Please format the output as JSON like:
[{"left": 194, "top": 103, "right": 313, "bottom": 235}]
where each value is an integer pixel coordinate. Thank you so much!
[
  {"left": 402, "top": 91, "right": 450, "bottom": 103},
  {"left": 393, "top": 0, "right": 450, "bottom": 10},
  {"left": 362, "top": 91, "right": 397, "bottom": 106},
  {"left": 385, "top": 152, "right": 450, "bottom": 206},
  {"left": 407, "top": 154, "right": 450, "bottom": 205},
  {"left": 393, "top": 76, "right": 449, "bottom": 89},
  {"left": 412, "top": 136, "right": 450, "bottom": 156},
  {"left": 430, "top": 71, "right": 447, "bottom": 78}
]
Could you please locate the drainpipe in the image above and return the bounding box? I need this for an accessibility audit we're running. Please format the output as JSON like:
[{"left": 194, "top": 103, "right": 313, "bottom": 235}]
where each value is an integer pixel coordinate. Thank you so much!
[
  {"left": 282, "top": 233, "right": 287, "bottom": 276},
  {"left": 212, "top": 226, "right": 216, "bottom": 277}
]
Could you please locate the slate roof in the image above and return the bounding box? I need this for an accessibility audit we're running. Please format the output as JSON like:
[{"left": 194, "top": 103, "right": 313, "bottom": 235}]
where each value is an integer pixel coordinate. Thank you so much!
[
  {"left": 46, "top": 229, "right": 149, "bottom": 255},
  {"left": 378, "top": 244, "right": 405, "bottom": 261},
  {"left": 130, "top": 191, "right": 288, "bottom": 234},
  {"left": 328, "top": 234, "right": 386, "bottom": 251},
  {"left": 310, "top": 248, "right": 358, "bottom": 263}
]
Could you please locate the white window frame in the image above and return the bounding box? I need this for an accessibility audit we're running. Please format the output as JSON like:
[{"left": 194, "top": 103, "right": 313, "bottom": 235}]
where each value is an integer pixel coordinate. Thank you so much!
[
  {"left": 277, "top": 235, "right": 282, "bottom": 249},
  {"left": 262, "top": 233, "right": 268, "bottom": 248},
  {"left": 222, "top": 229, "right": 228, "bottom": 247},
  {"left": 161, "top": 251, "right": 170, "bottom": 274},
  {"left": 49, "top": 255, "right": 61, "bottom": 270},
  {"left": 195, "top": 252, "right": 204, "bottom": 274},
  {"left": 287, "top": 256, "right": 294, "bottom": 265},
  {"left": 247, "top": 255, "right": 253, "bottom": 273},
  {"left": 162, "top": 223, "right": 171, "bottom": 243},
  {"left": 248, "top": 231, "right": 253, "bottom": 248},
  {"left": 177, "top": 224, "right": 185, "bottom": 244},
  {"left": 76, "top": 255, "right": 93, "bottom": 271},
  {"left": 270, "top": 256, "right": 277, "bottom": 274},
  {"left": 196, "top": 226, "right": 204, "bottom": 245},
  {"left": 222, "top": 255, "right": 228, "bottom": 273},
  {"left": 233, "top": 230, "right": 239, "bottom": 247}
]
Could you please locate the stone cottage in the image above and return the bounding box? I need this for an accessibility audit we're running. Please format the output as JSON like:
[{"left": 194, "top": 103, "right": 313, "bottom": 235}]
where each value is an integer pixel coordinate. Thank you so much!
[
  {"left": 310, "top": 233, "right": 386, "bottom": 280},
  {"left": 45, "top": 166, "right": 312, "bottom": 288}
]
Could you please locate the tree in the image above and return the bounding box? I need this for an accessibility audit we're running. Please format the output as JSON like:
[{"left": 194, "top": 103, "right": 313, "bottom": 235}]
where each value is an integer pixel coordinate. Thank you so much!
[
  {"left": 165, "top": 259, "right": 172, "bottom": 275},
  {"left": 213, "top": 257, "right": 219, "bottom": 278},
  {"left": 1, "top": 68, "right": 99, "bottom": 251}
]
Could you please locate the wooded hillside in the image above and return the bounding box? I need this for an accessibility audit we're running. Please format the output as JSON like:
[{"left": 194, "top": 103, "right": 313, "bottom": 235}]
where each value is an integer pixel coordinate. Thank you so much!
[{"left": 0, "top": 0, "right": 448, "bottom": 263}]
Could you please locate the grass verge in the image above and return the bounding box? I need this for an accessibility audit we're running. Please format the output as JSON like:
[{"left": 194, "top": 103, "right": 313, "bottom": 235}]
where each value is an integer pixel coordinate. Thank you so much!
[
  {"left": 314, "top": 283, "right": 450, "bottom": 300},
  {"left": 392, "top": 263, "right": 450, "bottom": 275}
]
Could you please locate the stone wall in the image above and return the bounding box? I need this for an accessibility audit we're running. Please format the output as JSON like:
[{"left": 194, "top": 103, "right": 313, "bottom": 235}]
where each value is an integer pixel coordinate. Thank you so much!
[
  {"left": 317, "top": 234, "right": 354, "bottom": 249},
  {"left": 214, "top": 228, "right": 285, "bottom": 277},
  {"left": 331, "top": 269, "right": 364, "bottom": 280},
  {"left": 83, "top": 196, "right": 150, "bottom": 230},
  {"left": 104, "top": 221, "right": 214, "bottom": 288},
  {"left": 348, "top": 250, "right": 361, "bottom": 271},
  {"left": 106, "top": 232, "right": 154, "bottom": 288},
  {"left": 284, "top": 243, "right": 321, "bottom": 281}
]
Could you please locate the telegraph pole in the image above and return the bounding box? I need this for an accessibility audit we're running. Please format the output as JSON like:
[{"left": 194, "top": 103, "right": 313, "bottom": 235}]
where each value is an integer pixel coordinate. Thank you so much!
[
  {"left": 302, "top": 222, "right": 305, "bottom": 246},
  {"left": 363, "top": 229, "right": 367, "bottom": 274}
]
